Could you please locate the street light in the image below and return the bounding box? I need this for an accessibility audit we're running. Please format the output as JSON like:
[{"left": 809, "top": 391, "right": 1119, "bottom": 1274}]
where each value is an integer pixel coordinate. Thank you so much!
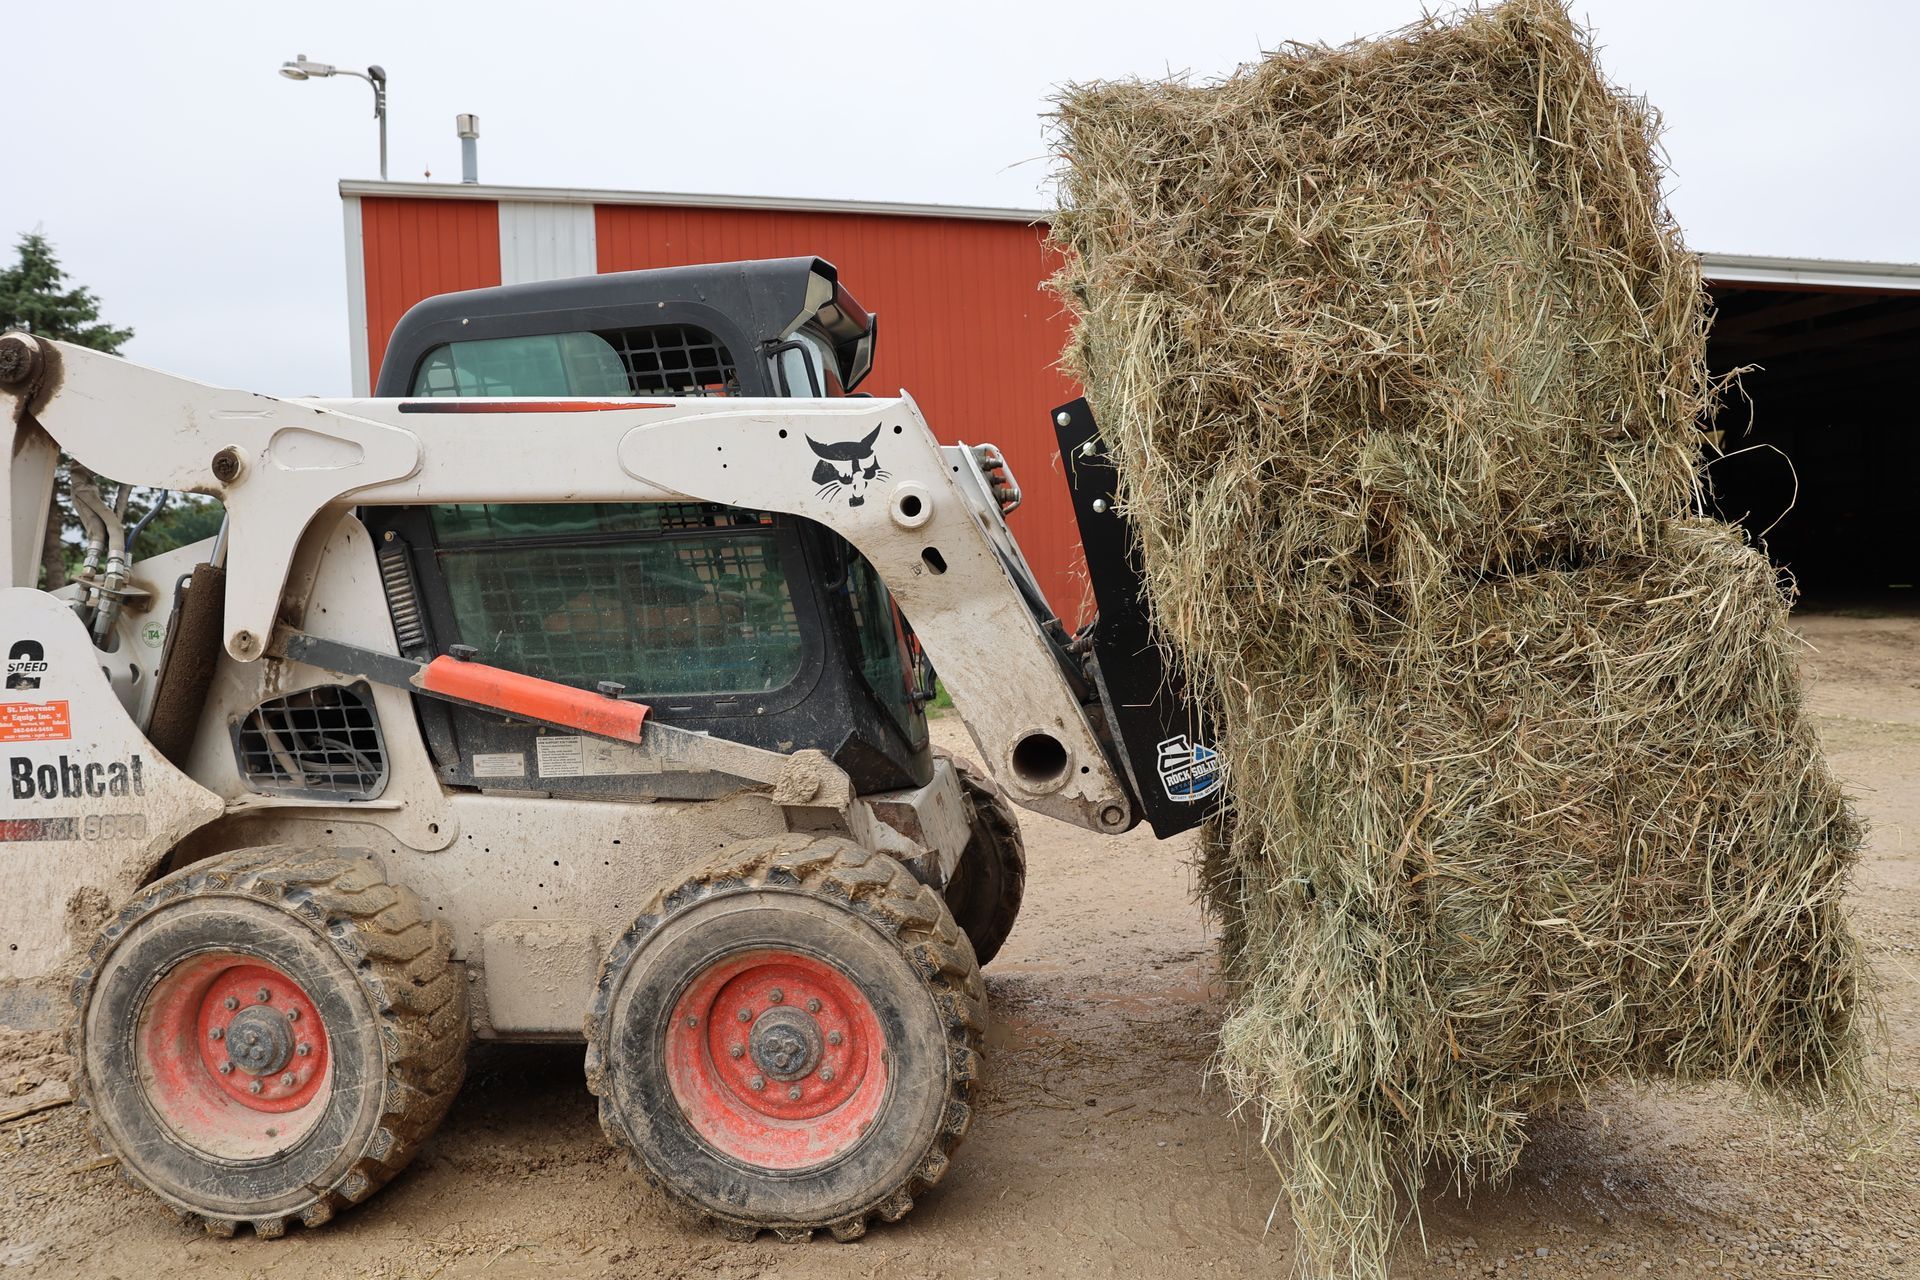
[{"left": 279, "top": 54, "right": 388, "bottom": 180}]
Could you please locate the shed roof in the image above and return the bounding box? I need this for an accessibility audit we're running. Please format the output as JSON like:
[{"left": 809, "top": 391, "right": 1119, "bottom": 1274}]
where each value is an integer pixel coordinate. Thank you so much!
[{"left": 340, "top": 180, "right": 1920, "bottom": 292}]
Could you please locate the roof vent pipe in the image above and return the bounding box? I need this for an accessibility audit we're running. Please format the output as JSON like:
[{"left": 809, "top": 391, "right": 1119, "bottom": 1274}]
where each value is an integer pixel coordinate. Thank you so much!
[{"left": 456, "top": 114, "right": 479, "bottom": 184}]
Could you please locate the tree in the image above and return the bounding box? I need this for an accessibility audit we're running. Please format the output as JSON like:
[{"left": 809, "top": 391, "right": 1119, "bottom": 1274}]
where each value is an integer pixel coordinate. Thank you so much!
[
  {"left": 0, "top": 233, "right": 134, "bottom": 353},
  {"left": 0, "top": 234, "right": 213, "bottom": 587}
]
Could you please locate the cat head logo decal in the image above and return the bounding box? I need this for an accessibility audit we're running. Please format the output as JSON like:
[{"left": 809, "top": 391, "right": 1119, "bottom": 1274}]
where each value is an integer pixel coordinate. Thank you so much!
[{"left": 807, "top": 424, "right": 888, "bottom": 507}]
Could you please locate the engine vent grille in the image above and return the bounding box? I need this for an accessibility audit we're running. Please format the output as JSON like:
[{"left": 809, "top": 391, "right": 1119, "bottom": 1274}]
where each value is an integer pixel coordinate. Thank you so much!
[{"left": 233, "top": 683, "right": 387, "bottom": 800}]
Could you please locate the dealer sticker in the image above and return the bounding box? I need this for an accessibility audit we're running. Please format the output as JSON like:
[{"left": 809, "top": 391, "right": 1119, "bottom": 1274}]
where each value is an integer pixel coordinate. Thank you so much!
[{"left": 0, "top": 700, "right": 72, "bottom": 743}]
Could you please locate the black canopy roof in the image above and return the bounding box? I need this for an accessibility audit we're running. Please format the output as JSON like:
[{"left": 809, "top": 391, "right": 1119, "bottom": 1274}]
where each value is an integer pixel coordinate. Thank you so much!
[{"left": 375, "top": 257, "right": 876, "bottom": 397}]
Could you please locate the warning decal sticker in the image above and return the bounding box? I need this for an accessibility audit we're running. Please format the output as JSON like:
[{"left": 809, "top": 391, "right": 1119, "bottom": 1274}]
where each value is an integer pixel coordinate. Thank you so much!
[
  {"left": 536, "top": 735, "right": 652, "bottom": 779},
  {"left": 471, "top": 752, "right": 528, "bottom": 779},
  {"left": 0, "top": 701, "right": 72, "bottom": 743}
]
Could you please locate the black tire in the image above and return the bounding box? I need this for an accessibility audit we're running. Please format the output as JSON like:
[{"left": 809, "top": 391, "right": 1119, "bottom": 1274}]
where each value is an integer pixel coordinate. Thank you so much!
[
  {"left": 69, "top": 847, "right": 467, "bottom": 1237},
  {"left": 586, "top": 834, "right": 985, "bottom": 1242},
  {"left": 938, "top": 750, "right": 1027, "bottom": 966}
]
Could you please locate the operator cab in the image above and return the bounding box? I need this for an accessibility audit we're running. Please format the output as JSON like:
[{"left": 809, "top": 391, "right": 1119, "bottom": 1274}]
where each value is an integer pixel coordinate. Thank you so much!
[
  {"left": 365, "top": 259, "right": 930, "bottom": 799},
  {"left": 385, "top": 256, "right": 873, "bottom": 400}
]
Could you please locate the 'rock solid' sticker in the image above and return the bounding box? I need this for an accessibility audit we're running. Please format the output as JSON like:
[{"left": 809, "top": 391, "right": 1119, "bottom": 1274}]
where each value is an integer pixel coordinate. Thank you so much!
[{"left": 1156, "top": 734, "right": 1222, "bottom": 803}]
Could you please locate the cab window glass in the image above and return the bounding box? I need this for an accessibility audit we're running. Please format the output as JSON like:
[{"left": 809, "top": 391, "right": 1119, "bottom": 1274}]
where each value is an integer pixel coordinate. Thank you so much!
[
  {"left": 433, "top": 504, "right": 803, "bottom": 697},
  {"left": 411, "top": 333, "right": 629, "bottom": 397},
  {"left": 844, "top": 553, "right": 919, "bottom": 739},
  {"left": 412, "top": 326, "right": 738, "bottom": 398}
]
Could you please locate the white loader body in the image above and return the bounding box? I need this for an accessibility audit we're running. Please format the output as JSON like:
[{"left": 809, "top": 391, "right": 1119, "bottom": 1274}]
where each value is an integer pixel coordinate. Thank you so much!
[{"left": 0, "top": 333, "right": 1129, "bottom": 1034}]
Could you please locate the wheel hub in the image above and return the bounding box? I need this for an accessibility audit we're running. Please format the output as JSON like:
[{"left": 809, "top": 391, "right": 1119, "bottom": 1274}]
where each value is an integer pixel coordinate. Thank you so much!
[
  {"left": 185, "top": 961, "right": 331, "bottom": 1113},
  {"left": 748, "top": 1007, "right": 822, "bottom": 1081},
  {"left": 663, "top": 948, "right": 888, "bottom": 1170},
  {"left": 224, "top": 1006, "right": 295, "bottom": 1077}
]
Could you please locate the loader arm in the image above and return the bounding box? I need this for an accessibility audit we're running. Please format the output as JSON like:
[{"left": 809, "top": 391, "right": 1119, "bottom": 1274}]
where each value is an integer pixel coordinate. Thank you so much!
[{"left": 0, "top": 334, "right": 1133, "bottom": 835}]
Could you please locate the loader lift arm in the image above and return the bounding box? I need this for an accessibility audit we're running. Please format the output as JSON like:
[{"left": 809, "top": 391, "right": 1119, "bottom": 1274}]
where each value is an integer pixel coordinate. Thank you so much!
[{"left": 0, "top": 332, "right": 1134, "bottom": 835}]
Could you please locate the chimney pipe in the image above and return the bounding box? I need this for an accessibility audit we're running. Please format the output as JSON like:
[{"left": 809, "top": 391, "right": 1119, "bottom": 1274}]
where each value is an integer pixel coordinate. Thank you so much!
[{"left": 456, "top": 113, "right": 479, "bottom": 184}]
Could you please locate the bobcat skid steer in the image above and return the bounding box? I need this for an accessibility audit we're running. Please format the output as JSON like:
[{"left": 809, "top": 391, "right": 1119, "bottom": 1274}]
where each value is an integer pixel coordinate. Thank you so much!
[{"left": 0, "top": 258, "right": 1220, "bottom": 1241}]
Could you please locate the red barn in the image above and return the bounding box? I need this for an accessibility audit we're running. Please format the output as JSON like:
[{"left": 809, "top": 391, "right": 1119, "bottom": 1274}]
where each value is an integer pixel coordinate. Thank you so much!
[
  {"left": 341, "top": 180, "right": 1920, "bottom": 609},
  {"left": 342, "top": 181, "right": 1091, "bottom": 618}
]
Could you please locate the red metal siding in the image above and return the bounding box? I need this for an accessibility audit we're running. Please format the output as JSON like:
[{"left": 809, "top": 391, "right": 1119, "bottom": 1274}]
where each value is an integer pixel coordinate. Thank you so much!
[
  {"left": 361, "top": 197, "right": 502, "bottom": 391},
  {"left": 594, "top": 206, "right": 1088, "bottom": 619}
]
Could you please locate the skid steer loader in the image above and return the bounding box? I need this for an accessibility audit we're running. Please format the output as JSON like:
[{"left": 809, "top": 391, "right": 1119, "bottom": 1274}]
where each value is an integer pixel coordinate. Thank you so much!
[{"left": 0, "top": 257, "right": 1221, "bottom": 1242}]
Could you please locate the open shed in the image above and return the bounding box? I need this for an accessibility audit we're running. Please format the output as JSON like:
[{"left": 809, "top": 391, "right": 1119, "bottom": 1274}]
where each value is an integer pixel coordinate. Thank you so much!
[{"left": 1704, "top": 255, "right": 1920, "bottom": 602}]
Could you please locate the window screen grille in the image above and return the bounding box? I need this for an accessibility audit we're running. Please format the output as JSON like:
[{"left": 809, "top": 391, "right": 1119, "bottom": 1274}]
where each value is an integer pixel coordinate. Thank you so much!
[
  {"left": 437, "top": 531, "right": 802, "bottom": 695},
  {"left": 428, "top": 503, "right": 770, "bottom": 544},
  {"left": 600, "top": 325, "right": 738, "bottom": 396}
]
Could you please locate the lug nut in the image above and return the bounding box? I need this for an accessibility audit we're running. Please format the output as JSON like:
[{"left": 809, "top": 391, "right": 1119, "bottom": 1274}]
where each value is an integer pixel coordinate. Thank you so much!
[
  {"left": 749, "top": 1075, "right": 765, "bottom": 1091},
  {"left": 820, "top": 1066, "right": 835, "bottom": 1082},
  {"left": 208, "top": 1027, "right": 224, "bottom": 1042},
  {"left": 828, "top": 1030, "right": 843, "bottom": 1046},
  {"left": 286, "top": 1007, "right": 300, "bottom": 1022},
  {"left": 737, "top": 1008, "right": 752, "bottom": 1023},
  {"left": 281, "top": 1073, "right": 296, "bottom": 1087},
  {"left": 296, "top": 1043, "right": 311, "bottom": 1057},
  {"left": 223, "top": 996, "right": 238, "bottom": 1010},
  {"left": 218, "top": 1063, "right": 234, "bottom": 1076},
  {"left": 806, "top": 998, "right": 821, "bottom": 1014},
  {"left": 729, "top": 1044, "right": 745, "bottom": 1059},
  {"left": 685, "top": 1015, "right": 699, "bottom": 1028},
  {"left": 787, "top": 1085, "right": 802, "bottom": 1101},
  {"left": 768, "top": 988, "right": 784, "bottom": 1004},
  {"left": 256, "top": 988, "right": 271, "bottom": 1003},
  {"left": 249, "top": 1081, "right": 263, "bottom": 1095}
]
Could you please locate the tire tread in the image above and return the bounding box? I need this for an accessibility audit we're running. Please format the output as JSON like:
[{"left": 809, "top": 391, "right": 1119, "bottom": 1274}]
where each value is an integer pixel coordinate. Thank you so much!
[
  {"left": 935, "top": 751, "right": 1027, "bottom": 966},
  {"left": 585, "top": 834, "right": 985, "bottom": 1243},
  {"left": 68, "top": 846, "right": 466, "bottom": 1238}
]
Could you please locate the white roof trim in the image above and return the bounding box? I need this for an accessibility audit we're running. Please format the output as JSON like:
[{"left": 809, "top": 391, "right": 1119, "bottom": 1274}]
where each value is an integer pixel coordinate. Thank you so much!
[
  {"left": 340, "top": 194, "right": 371, "bottom": 397},
  {"left": 1698, "top": 253, "right": 1920, "bottom": 293},
  {"left": 337, "top": 179, "right": 1047, "bottom": 224},
  {"left": 336, "top": 182, "right": 1920, "bottom": 290}
]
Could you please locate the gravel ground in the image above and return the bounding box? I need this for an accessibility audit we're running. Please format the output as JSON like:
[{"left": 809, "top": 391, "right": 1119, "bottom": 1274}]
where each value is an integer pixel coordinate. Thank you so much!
[{"left": 2, "top": 608, "right": 1914, "bottom": 1278}]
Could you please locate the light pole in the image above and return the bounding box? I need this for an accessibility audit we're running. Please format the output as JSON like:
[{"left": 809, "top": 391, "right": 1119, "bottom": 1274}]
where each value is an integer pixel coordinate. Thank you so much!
[{"left": 279, "top": 54, "right": 388, "bottom": 180}]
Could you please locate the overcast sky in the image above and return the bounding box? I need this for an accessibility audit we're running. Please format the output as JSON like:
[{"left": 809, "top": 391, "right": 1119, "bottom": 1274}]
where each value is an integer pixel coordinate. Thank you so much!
[{"left": 8, "top": 0, "right": 1917, "bottom": 397}]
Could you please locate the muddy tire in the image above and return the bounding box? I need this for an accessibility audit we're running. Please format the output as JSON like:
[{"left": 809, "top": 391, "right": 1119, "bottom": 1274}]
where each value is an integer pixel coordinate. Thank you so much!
[
  {"left": 938, "top": 750, "right": 1027, "bottom": 966},
  {"left": 586, "top": 834, "right": 985, "bottom": 1241},
  {"left": 69, "top": 847, "right": 467, "bottom": 1237}
]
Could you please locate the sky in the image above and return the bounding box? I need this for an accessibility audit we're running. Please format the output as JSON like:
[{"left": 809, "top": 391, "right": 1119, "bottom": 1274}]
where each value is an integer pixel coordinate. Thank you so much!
[{"left": 6, "top": 0, "right": 1918, "bottom": 397}]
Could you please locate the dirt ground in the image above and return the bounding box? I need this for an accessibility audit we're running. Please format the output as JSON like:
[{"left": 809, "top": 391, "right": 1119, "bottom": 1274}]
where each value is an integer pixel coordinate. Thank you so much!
[{"left": 3, "top": 609, "right": 1916, "bottom": 1279}]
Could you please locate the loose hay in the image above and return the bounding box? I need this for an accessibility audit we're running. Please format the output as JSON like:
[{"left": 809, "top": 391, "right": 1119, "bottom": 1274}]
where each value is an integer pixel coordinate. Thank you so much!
[{"left": 1049, "top": 2, "right": 1870, "bottom": 1276}]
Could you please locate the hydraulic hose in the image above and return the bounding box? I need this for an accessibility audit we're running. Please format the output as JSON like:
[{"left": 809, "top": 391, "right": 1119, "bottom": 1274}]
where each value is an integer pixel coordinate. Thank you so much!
[
  {"left": 71, "top": 470, "right": 130, "bottom": 646},
  {"left": 69, "top": 465, "right": 109, "bottom": 579}
]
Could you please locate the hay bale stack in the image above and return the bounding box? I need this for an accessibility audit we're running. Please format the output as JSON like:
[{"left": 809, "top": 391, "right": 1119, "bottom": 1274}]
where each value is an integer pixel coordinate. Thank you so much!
[{"left": 1050, "top": 2, "right": 1869, "bottom": 1275}]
